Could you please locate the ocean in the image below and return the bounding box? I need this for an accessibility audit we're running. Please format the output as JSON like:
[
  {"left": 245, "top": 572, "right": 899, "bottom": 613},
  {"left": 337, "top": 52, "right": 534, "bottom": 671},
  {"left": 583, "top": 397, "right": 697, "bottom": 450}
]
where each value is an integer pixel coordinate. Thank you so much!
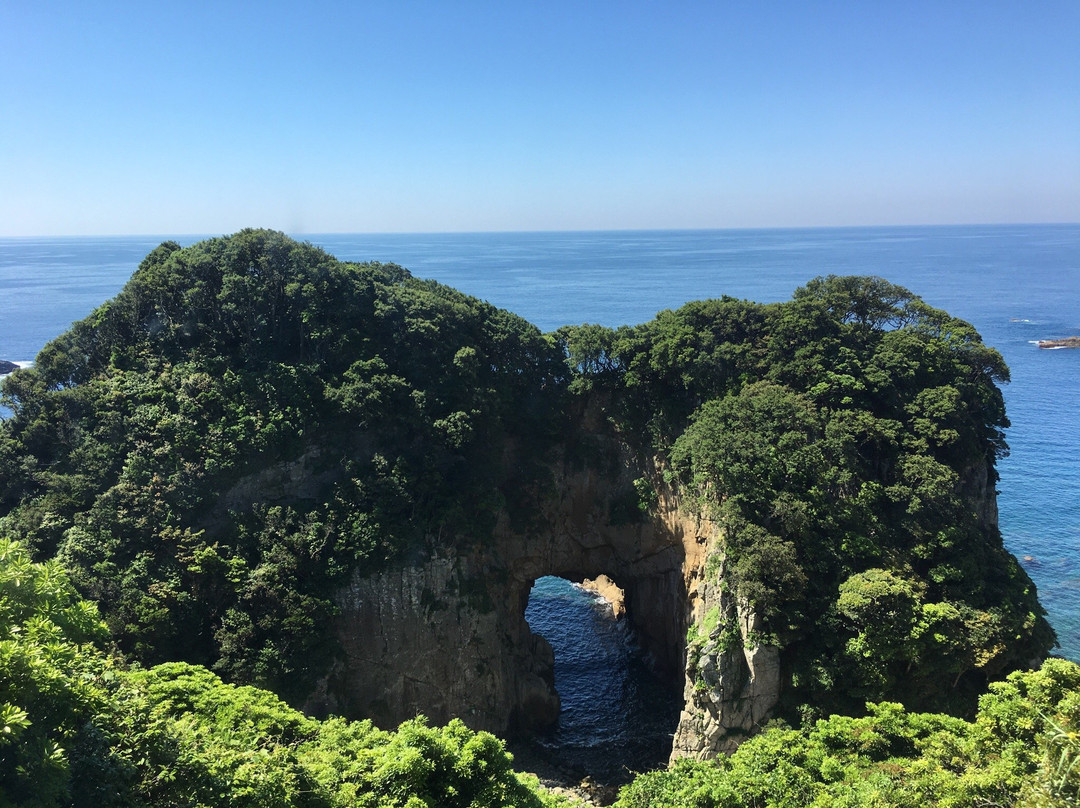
[
  {"left": 523, "top": 575, "right": 682, "bottom": 780},
  {"left": 2, "top": 226, "right": 1078, "bottom": 767}
]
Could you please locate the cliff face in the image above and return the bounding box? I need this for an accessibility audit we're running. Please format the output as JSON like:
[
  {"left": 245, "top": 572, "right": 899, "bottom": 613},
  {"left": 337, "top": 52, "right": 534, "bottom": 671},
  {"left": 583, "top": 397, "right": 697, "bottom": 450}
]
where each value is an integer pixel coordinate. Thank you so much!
[
  {"left": 308, "top": 554, "right": 561, "bottom": 733},
  {"left": 670, "top": 556, "right": 782, "bottom": 759},
  {"left": 305, "top": 407, "right": 783, "bottom": 759},
  {"left": 311, "top": 455, "right": 699, "bottom": 734},
  {"left": 307, "top": 424, "right": 1016, "bottom": 762}
]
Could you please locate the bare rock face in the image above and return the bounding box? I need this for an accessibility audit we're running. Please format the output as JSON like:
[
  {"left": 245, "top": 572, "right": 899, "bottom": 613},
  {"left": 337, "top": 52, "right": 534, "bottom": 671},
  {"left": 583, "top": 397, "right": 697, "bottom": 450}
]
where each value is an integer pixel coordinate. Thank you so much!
[
  {"left": 309, "top": 554, "right": 561, "bottom": 733},
  {"left": 579, "top": 575, "right": 626, "bottom": 618},
  {"left": 670, "top": 554, "right": 782, "bottom": 759},
  {"left": 304, "top": 400, "right": 787, "bottom": 759},
  {"left": 314, "top": 452, "right": 706, "bottom": 733},
  {"left": 305, "top": 418, "right": 785, "bottom": 761}
]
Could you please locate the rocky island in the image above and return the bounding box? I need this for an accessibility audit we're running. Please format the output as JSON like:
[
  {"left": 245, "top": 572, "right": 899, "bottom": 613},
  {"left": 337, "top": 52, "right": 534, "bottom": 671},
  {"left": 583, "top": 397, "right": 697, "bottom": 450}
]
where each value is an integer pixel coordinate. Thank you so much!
[
  {"left": 0, "top": 359, "right": 19, "bottom": 374},
  {"left": 1038, "top": 336, "right": 1080, "bottom": 348},
  {"left": 1, "top": 230, "right": 1073, "bottom": 807}
]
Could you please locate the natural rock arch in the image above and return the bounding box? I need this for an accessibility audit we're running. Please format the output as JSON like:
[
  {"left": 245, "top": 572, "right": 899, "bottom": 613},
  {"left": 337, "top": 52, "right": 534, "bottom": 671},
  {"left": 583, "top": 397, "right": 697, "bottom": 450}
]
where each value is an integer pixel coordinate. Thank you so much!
[{"left": 306, "top": 414, "right": 780, "bottom": 761}]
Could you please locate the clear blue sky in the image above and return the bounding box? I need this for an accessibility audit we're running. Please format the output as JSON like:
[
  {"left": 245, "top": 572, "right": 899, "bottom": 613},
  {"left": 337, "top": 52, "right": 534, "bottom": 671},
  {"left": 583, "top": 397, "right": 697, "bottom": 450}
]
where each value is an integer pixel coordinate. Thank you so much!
[{"left": 2, "top": 1, "right": 1078, "bottom": 235}]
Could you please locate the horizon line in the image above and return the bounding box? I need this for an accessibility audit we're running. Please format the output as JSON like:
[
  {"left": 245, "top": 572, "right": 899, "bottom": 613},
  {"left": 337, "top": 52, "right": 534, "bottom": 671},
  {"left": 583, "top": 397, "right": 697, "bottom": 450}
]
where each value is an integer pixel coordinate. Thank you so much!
[{"left": 2, "top": 220, "right": 1079, "bottom": 240}]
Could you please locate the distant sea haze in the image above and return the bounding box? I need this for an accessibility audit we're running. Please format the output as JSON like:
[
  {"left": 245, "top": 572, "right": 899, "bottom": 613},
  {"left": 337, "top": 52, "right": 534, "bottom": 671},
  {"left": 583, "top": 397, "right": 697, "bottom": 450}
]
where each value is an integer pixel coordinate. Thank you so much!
[{"left": 1, "top": 225, "right": 1078, "bottom": 658}]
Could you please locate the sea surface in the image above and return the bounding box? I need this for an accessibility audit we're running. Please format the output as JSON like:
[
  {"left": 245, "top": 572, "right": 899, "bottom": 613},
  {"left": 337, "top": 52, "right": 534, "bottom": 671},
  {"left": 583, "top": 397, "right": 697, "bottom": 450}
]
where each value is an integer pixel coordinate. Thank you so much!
[
  {"left": 2, "top": 225, "right": 1079, "bottom": 763},
  {"left": 523, "top": 576, "right": 682, "bottom": 781}
]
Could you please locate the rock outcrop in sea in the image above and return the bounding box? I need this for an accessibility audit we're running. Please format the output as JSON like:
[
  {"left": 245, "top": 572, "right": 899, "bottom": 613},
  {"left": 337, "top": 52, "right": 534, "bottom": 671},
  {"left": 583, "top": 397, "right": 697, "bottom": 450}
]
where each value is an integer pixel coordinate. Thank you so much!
[{"left": 1037, "top": 336, "right": 1080, "bottom": 348}]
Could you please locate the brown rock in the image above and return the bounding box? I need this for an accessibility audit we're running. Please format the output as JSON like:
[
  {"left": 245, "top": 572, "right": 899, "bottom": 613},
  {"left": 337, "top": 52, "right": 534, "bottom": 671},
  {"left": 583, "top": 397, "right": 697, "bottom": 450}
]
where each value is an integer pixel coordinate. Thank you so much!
[
  {"left": 1037, "top": 336, "right": 1080, "bottom": 348},
  {"left": 579, "top": 574, "right": 626, "bottom": 619}
]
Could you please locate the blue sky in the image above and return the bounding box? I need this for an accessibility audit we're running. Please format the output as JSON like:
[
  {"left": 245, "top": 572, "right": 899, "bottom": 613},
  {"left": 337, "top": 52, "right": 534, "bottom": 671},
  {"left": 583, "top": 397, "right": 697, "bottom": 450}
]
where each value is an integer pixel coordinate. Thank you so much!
[{"left": 2, "top": 1, "right": 1077, "bottom": 235}]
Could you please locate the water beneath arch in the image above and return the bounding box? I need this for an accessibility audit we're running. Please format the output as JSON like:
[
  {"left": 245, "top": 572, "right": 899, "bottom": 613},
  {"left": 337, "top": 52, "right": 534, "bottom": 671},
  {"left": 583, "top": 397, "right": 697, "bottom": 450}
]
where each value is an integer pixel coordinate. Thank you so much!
[{"left": 521, "top": 576, "right": 682, "bottom": 784}]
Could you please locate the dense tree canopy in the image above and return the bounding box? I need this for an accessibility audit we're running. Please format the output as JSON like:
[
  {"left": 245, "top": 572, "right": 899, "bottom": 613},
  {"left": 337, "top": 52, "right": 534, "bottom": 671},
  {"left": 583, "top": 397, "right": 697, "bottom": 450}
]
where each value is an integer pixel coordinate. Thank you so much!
[
  {"left": 0, "top": 230, "right": 567, "bottom": 698},
  {"left": 615, "top": 659, "right": 1080, "bottom": 808},
  {"left": 0, "top": 540, "right": 569, "bottom": 808},
  {"left": 558, "top": 275, "right": 1052, "bottom": 716},
  {"left": 3, "top": 538, "right": 1074, "bottom": 807},
  {"left": 0, "top": 233, "right": 1060, "bottom": 805}
]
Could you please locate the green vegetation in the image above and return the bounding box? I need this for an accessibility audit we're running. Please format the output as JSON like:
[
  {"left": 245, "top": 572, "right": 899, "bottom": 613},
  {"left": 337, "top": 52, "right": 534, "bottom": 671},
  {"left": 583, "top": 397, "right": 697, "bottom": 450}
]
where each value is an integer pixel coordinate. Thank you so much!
[
  {"left": 615, "top": 660, "right": 1080, "bottom": 807},
  {"left": 558, "top": 275, "right": 1054, "bottom": 716},
  {"left": 0, "top": 232, "right": 1065, "bottom": 805},
  {"left": 0, "top": 539, "right": 568, "bottom": 807},
  {"left": 4, "top": 536, "right": 1075, "bottom": 807},
  {"left": 0, "top": 230, "right": 566, "bottom": 698}
]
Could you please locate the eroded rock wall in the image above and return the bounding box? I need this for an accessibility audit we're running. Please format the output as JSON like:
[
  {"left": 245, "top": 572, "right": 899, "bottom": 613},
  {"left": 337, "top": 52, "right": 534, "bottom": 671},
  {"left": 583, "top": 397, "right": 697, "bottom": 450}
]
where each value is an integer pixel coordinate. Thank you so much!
[
  {"left": 670, "top": 550, "right": 782, "bottom": 759},
  {"left": 314, "top": 405, "right": 785, "bottom": 755},
  {"left": 317, "top": 458, "right": 700, "bottom": 734},
  {"left": 312, "top": 554, "right": 560, "bottom": 734}
]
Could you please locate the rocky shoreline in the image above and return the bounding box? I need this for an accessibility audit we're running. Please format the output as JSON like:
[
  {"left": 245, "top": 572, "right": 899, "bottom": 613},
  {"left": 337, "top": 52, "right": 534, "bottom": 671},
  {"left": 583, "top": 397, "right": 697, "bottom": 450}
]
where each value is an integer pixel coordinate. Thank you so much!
[
  {"left": 1037, "top": 336, "right": 1080, "bottom": 349},
  {"left": 578, "top": 574, "right": 626, "bottom": 619},
  {"left": 506, "top": 739, "right": 617, "bottom": 806},
  {"left": 0, "top": 360, "right": 19, "bottom": 374}
]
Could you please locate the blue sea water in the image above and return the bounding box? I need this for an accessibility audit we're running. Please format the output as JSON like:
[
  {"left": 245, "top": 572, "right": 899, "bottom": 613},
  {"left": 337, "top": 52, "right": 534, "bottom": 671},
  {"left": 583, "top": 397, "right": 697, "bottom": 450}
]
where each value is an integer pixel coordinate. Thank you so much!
[
  {"left": 523, "top": 576, "right": 682, "bottom": 779},
  {"left": 1, "top": 225, "right": 1078, "bottom": 667}
]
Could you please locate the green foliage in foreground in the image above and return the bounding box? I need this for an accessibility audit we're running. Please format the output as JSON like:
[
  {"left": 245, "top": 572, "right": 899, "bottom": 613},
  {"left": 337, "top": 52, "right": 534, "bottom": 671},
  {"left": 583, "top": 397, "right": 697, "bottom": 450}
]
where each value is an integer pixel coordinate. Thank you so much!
[
  {"left": 0, "top": 539, "right": 568, "bottom": 808},
  {"left": 0, "top": 231, "right": 1056, "bottom": 736},
  {"left": 5, "top": 537, "right": 1078, "bottom": 808},
  {"left": 616, "top": 659, "right": 1080, "bottom": 808}
]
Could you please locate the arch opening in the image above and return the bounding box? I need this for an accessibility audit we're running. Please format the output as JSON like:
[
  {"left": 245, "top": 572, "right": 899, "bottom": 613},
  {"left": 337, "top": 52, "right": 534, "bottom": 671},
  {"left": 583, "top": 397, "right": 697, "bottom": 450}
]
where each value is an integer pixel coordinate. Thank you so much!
[{"left": 518, "top": 575, "right": 683, "bottom": 787}]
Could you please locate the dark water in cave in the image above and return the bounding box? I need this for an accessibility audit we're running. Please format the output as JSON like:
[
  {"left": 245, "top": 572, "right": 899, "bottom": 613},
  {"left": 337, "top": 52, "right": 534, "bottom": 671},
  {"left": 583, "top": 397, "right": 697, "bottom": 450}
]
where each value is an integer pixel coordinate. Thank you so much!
[{"left": 521, "top": 576, "right": 683, "bottom": 784}]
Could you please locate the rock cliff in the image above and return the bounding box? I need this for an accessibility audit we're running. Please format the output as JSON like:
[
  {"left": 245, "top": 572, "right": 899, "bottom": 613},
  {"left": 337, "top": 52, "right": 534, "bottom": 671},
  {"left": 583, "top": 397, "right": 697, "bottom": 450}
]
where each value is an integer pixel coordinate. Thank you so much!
[
  {"left": 303, "top": 402, "right": 781, "bottom": 760},
  {"left": 304, "top": 406, "right": 1018, "bottom": 762},
  {"left": 670, "top": 555, "right": 782, "bottom": 758}
]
